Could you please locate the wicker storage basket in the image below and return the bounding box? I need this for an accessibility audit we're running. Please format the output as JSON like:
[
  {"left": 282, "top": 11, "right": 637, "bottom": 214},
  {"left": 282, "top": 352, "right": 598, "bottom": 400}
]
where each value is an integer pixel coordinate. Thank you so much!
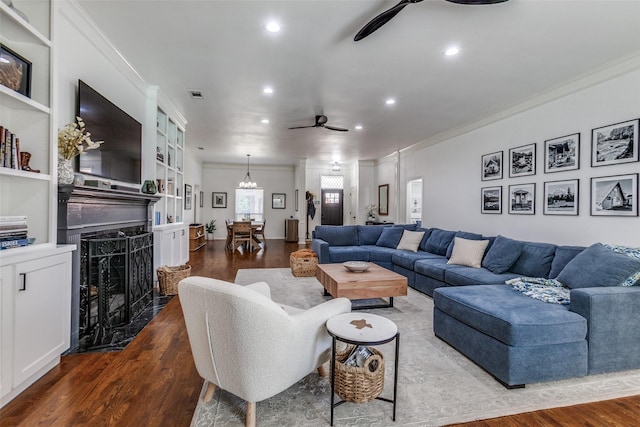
[
  {"left": 290, "top": 249, "right": 318, "bottom": 277},
  {"left": 332, "top": 345, "right": 385, "bottom": 403},
  {"left": 157, "top": 264, "right": 191, "bottom": 295}
]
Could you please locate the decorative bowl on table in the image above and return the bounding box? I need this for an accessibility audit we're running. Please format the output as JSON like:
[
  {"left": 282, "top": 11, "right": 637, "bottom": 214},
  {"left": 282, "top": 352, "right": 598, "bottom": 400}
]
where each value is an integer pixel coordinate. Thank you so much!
[{"left": 343, "top": 261, "right": 370, "bottom": 273}]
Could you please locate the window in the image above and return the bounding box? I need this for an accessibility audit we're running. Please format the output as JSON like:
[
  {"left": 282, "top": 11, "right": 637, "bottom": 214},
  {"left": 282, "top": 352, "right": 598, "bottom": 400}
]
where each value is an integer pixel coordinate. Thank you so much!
[
  {"left": 320, "top": 175, "right": 344, "bottom": 189},
  {"left": 235, "top": 188, "right": 264, "bottom": 221}
]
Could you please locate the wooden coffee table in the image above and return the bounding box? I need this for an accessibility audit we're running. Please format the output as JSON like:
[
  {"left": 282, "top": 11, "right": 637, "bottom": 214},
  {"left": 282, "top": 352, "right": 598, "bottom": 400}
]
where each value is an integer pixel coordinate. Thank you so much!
[{"left": 316, "top": 263, "right": 407, "bottom": 309}]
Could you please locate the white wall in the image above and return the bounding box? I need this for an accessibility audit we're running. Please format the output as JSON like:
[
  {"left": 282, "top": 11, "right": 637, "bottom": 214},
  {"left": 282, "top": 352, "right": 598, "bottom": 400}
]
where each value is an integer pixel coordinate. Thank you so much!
[
  {"left": 398, "top": 67, "right": 640, "bottom": 247},
  {"left": 201, "top": 163, "right": 296, "bottom": 239}
]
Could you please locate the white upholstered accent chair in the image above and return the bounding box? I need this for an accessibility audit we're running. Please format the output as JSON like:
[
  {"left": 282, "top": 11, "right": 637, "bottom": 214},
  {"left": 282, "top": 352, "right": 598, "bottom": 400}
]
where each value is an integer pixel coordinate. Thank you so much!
[{"left": 178, "top": 276, "right": 351, "bottom": 427}]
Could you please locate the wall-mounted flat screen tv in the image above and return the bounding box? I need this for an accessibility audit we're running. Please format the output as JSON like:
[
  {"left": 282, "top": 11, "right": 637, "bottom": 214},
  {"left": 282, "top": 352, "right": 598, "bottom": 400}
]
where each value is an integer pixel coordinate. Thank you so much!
[{"left": 77, "top": 80, "right": 142, "bottom": 184}]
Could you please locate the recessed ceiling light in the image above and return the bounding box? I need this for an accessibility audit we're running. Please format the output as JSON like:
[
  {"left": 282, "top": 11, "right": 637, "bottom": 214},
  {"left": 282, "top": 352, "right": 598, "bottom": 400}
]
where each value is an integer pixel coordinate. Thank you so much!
[
  {"left": 385, "top": 98, "right": 396, "bottom": 105},
  {"left": 261, "top": 119, "right": 269, "bottom": 124},
  {"left": 355, "top": 125, "right": 363, "bottom": 130},
  {"left": 266, "top": 21, "right": 280, "bottom": 33},
  {"left": 263, "top": 86, "right": 274, "bottom": 94},
  {"left": 445, "top": 46, "right": 460, "bottom": 56}
]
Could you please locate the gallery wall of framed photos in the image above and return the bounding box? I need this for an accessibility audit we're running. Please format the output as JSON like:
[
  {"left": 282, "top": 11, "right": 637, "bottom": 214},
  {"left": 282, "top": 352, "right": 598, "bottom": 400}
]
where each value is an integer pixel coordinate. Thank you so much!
[{"left": 481, "top": 118, "right": 638, "bottom": 218}]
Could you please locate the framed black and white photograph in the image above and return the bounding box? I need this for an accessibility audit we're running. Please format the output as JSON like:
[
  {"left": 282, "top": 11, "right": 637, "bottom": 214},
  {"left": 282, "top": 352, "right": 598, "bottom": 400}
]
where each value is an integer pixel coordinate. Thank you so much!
[
  {"left": 199, "top": 191, "right": 204, "bottom": 208},
  {"left": 0, "top": 44, "right": 31, "bottom": 98},
  {"left": 272, "top": 193, "right": 286, "bottom": 209},
  {"left": 544, "top": 133, "right": 580, "bottom": 173},
  {"left": 184, "top": 184, "right": 192, "bottom": 210},
  {"left": 481, "top": 186, "right": 502, "bottom": 214},
  {"left": 508, "top": 183, "right": 536, "bottom": 215},
  {"left": 481, "top": 151, "right": 503, "bottom": 181},
  {"left": 544, "top": 179, "right": 579, "bottom": 216},
  {"left": 590, "top": 173, "right": 638, "bottom": 217},
  {"left": 509, "top": 143, "right": 536, "bottom": 178},
  {"left": 591, "top": 119, "right": 639, "bottom": 167},
  {"left": 212, "top": 192, "right": 227, "bottom": 208}
]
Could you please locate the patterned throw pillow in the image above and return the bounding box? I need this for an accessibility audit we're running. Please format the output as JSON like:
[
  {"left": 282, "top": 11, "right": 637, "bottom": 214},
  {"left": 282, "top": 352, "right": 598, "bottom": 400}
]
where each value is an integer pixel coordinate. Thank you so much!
[
  {"left": 603, "top": 243, "right": 640, "bottom": 286},
  {"left": 446, "top": 237, "right": 490, "bottom": 268},
  {"left": 506, "top": 277, "right": 570, "bottom": 305}
]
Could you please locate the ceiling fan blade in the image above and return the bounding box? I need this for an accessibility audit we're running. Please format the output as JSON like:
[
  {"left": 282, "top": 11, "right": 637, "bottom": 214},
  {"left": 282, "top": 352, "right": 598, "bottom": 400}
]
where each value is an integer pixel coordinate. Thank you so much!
[
  {"left": 324, "top": 125, "right": 349, "bottom": 132},
  {"left": 446, "top": 0, "right": 509, "bottom": 4},
  {"left": 288, "top": 125, "right": 317, "bottom": 130},
  {"left": 354, "top": 0, "right": 423, "bottom": 41}
]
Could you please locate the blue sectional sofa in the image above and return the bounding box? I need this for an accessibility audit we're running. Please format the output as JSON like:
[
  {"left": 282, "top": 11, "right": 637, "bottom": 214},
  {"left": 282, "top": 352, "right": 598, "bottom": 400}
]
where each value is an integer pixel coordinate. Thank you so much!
[{"left": 311, "top": 224, "right": 640, "bottom": 387}]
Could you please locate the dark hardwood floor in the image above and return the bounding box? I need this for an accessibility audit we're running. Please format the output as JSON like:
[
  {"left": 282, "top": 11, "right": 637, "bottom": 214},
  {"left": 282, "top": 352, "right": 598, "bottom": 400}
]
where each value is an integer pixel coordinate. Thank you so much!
[{"left": 1, "top": 239, "right": 639, "bottom": 426}]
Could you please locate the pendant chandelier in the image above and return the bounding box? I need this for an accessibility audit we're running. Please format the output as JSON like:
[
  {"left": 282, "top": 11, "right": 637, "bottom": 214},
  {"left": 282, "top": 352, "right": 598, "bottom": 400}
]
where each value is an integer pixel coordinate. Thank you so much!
[{"left": 239, "top": 154, "right": 257, "bottom": 188}]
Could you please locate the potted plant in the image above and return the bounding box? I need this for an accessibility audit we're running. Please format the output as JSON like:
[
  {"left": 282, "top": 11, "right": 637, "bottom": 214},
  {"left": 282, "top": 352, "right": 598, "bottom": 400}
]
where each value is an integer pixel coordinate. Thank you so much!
[{"left": 205, "top": 220, "right": 216, "bottom": 240}]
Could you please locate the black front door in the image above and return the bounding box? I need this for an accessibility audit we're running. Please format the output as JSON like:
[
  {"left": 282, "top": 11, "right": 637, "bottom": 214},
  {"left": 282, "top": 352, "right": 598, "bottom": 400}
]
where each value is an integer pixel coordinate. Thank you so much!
[{"left": 321, "top": 189, "right": 343, "bottom": 225}]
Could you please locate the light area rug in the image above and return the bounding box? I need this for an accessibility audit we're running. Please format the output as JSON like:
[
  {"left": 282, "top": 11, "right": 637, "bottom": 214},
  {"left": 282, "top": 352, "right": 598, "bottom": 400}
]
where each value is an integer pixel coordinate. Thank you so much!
[{"left": 191, "top": 268, "right": 640, "bottom": 426}]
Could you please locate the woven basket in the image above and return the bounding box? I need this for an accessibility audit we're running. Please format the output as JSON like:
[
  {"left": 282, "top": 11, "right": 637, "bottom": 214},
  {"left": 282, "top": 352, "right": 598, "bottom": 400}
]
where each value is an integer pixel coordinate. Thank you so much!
[
  {"left": 332, "top": 345, "right": 385, "bottom": 403},
  {"left": 157, "top": 264, "right": 191, "bottom": 295},
  {"left": 290, "top": 250, "right": 318, "bottom": 277}
]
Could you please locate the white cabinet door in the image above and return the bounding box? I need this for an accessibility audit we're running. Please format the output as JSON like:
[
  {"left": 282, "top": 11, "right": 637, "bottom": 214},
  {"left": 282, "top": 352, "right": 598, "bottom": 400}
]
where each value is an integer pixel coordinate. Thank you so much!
[
  {"left": 178, "top": 227, "right": 189, "bottom": 264},
  {"left": 12, "top": 253, "right": 71, "bottom": 386}
]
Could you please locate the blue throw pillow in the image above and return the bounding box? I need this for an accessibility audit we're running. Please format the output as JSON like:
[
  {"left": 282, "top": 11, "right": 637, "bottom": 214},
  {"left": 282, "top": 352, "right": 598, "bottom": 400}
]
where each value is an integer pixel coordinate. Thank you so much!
[
  {"left": 424, "top": 228, "right": 456, "bottom": 256},
  {"left": 549, "top": 246, "right": 586, "bottom": 279},
  {"left": 446, "top": 231, "right": 483, "bottom": 258},
  {"left": 557, "top": 243, "right": 640, "bottom": 289},
  {"left": 417, "top": 228, "right": 433, "bottom": 251},
  {"left": 357, "top": 225, "right": 386, "bottom": 245},
  {"left": 481, "top": 235, "right": 523, "bottom": 274},
  {"left": 509, "top": 241, "right": 557, "bottom": 278},
  {"left": 375, "top": 227, "right": 404, "bottom": 248}
]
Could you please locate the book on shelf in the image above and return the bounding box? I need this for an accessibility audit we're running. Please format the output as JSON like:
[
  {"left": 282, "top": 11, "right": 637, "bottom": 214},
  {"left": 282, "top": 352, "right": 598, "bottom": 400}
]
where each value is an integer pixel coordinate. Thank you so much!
[
  {"left": 0, "top": 237, "right": 35, "bottom": 250},
  {"left": 0, "top": 126, "right": 22, "bottom": 170}
]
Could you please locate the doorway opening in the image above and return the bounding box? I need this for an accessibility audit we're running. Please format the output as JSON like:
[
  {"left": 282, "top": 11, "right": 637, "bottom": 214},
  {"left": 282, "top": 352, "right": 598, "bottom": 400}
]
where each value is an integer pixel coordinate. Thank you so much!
[
  {"left": 320, "top": 175, "right": 344, "bottom": 225},
  {"left": 407, "top": 178, "right": 422, "bottom": 226}
]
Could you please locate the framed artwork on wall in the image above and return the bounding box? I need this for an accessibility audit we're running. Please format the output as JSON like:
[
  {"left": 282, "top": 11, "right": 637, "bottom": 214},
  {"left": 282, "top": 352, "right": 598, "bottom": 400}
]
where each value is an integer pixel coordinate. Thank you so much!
[
  {"left": 184, "top": 184, "right": 192, "bottom": 210},
  {"left": 212, "top": 192, "right": 227, "bottom": 208},
  {"left": 544, "top": 179, "right": 578, "bottom": 216},
  {"left": 481, "top": 186, "right": 502, "bottom": 214},
  {"left": 590, "top": 173, "right": 638, "bottom": 217},
  {"left": 591, "top": 119, "right": 639, "bottom": 167},
  {"left": 508, "top": 183, "right": 536, "bottom": 215},
  {"left": 509, "top": 143, "right": 536, "bottom": 178},
  {"left": 481, "top": 151, "right": 503, "bottom": 181},
  {"left": 272, "top": 193, "right": 286, "bottom": 209},
  {"left": 199, "top": 191, "right": 204, "bottom": 208},
  {"left": 544, "top": 133, "right": 580, "bottom": 173}
]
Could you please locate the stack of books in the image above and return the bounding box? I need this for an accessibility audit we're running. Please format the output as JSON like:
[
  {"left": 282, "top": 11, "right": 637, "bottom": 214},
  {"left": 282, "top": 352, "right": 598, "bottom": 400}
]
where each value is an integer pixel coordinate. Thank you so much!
[
  {"left": 0, "top": 216, "right": 34, "bottom": 249},
  {"left": 0, "top": 126, "right": 22, "bottom": 170}
]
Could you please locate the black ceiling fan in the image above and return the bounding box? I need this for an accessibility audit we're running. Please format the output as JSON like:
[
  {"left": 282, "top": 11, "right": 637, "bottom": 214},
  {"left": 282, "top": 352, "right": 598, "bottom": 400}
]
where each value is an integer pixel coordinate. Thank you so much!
[
  {"left": 288, "top": 115, "right": 348, "bottom": 132},
  {"left": 354, "top": 0, "right": 510, "bottom": 42}
]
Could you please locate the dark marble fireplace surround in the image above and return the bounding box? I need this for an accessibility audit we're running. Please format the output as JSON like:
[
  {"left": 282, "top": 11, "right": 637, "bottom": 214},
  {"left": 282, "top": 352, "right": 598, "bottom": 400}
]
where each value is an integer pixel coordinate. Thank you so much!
[{"left": 58, "top": 185, "right": 161, "bottom": 351}]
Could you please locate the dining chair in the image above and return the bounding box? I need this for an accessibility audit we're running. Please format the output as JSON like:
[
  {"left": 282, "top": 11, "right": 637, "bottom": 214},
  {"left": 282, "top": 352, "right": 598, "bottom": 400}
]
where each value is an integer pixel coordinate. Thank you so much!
[
  {"left": 253, "top": 219, "right": 266, "bottom": 247},
  {"left": 225, "top": 219, "right": 233, "bottom": 250},
  {"left": 232, "top": 221, "right": 253, "bottom": 252}
]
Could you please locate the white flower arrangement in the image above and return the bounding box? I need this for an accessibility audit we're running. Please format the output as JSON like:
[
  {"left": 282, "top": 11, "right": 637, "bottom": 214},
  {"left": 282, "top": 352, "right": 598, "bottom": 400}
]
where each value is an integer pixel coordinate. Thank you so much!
[
  {"left": 365, "top": 204, "right": 377, "bottom": 217},
  {"left": 58, "top": 117, "right": 103, "bottom": 160}
]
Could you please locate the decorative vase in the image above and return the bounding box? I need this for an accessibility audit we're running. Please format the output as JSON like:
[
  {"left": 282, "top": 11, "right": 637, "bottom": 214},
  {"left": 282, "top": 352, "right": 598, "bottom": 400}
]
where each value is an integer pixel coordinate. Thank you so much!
[
  {"left": 58, "top": 157, "right": 74, "bottom": 184},
  {"left": 142, "top": 180, "right": 157, "bottom": 194}
]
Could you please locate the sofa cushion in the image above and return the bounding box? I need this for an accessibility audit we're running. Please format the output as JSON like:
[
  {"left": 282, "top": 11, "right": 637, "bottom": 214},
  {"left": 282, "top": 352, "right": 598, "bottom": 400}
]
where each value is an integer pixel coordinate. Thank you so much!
[
  {"left": 415, "top": 257, "right": 460, "bottom": 282},
  {"left": 447, "top": 237, "right": 490, "bottom": 268},
  {"left": 376, "top": 227, "right": 404, "bottom": 248},
  {"left": 392, "top": 250, "right": 441, "bottom": 270},
  {"left": 557, "top": 243, "right": 640, "bottom": 289},
  {"left": 417, "top": 228, "right": 433, "bottom": 251},
  {"left": 549, "top": 245, "right": 585, "bottom": 279},
  {"left": 446, "top": 231, "right": 483, "bottom": 258},
  {"left": 482, "top": 235, "right": 523, "bottom": 274},
  {"left": 314, "top": 225, "right": 358, "bottom": 246},
  {"left": 433, "top": 285, "right": 587, "bottom": 347},
  {"left": 424, "top": 228, "right": 456, "bottom": 256},
  {"left": 328, "top": 247, "right": 369, "bottom": 263},
  {"left": 365, "top": 245, "right": 397, "bottom": 264},
  {"left": 444, "top": 266, "right": 520, "bottom": 286},
  {"left": 396, "top": 230, "right": 425, "bottom": 252},
  {"left": 357, "top": 225, "right": 386, "bottom": 245},
  {"left": 509, "top": 241, "right": 557, "bottom": 278}
]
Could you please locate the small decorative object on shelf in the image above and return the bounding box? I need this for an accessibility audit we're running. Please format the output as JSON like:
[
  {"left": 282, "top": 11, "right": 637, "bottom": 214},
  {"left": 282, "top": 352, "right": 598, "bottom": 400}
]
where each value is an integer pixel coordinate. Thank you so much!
[
  {"left": 365, "top": 204, "right": 377, "bottom": 221},
  {"left": 73, "top": 173, "right": 85, "bottom": 186},
  {"left": 142, "top": 180, "right": 157, "bottom": 194},
  {"left": 19, "top": 152, "right": 40, "bottom": 173},
  {"left": 57, "top": 117, "right": 103, "bottom": 184},
  {"left": 167, "top": 215, "right": 174, "bottom": 223}
]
